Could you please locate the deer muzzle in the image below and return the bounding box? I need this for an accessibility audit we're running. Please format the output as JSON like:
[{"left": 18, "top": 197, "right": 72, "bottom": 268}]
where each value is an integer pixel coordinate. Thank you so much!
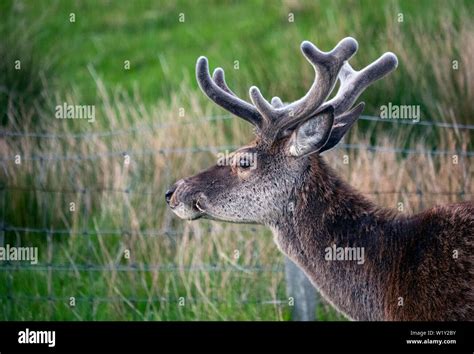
[{"left": 165, "top": 179, "right": 206, "bottom": 220}]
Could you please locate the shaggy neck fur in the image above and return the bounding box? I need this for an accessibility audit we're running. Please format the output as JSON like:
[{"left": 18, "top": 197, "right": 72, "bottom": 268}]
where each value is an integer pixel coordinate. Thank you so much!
[{"left": 269, "top": 155, "right": 419, "bottom": 320}]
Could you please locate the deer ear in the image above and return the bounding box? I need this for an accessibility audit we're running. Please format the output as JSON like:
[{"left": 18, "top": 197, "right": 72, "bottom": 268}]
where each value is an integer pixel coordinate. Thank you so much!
[
  {"left": 319, "top": 102, "right": 365, "bottom": 153},
  {"left": 286, "top": 106, "right": 334, "bottom": 157}
]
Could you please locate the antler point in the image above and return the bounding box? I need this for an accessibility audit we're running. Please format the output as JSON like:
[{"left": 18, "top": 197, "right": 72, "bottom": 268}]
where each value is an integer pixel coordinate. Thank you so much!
[
  {"left": 300, "top": 40, "right": 317, "bottom": 53},
  {"left": 213, "top": 67, "right": 224, "bottom": 76},
  {"left": 249, "top": 86, "right": 259, "bottom": 94},
  {"left": 383, "top": 52, "right": 399, "bottom": 68}
]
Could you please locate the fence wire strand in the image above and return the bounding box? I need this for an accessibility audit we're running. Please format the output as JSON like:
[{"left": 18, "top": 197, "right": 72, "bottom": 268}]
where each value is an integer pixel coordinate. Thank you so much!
[
  {"left": 1, "top": 114, "right": 474, "bottom": 140},
  {"left": 1, "top": 113, "right": 472, "bottom": 313}
]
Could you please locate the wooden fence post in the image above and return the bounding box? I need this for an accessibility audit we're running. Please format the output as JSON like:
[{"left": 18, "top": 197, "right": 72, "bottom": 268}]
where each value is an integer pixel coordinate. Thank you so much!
[
  {"left": 0, "top": 185, "right": 4, "bottom": 247},
  {"left": 285, "top": 257, "right": 318, "bottom": 321}
]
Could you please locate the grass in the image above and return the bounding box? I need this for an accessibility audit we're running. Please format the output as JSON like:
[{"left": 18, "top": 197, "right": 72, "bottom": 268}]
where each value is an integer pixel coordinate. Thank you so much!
[
  {"left": 0, "top": 0, "right": 472, "bottom": 320},
  {"left": 2, "top": 0, "right": 474, "bottom": 124}
]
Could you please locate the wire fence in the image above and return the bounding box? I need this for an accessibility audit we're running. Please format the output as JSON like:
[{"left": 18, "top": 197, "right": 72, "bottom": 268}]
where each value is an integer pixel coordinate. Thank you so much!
[
  {"left": 1, "top": 114, "right": 474, "bottom": 140},
  {"left": 1, "top": 115, "right": 473, "bottom": 163},
  {"left": 0, "top": 114, "right": 472, "bottom": 318},
  {"left": 0, "top": 142, "right": 473, "bottom": 162}
]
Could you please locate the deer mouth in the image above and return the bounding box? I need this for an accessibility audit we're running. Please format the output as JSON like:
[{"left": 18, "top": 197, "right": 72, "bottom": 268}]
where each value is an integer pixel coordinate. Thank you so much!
[
  {"left": 190, "top": 196, "right": 218, "bottom": 220},
  {"left": 172, "top": 197, "right": 206, "bottom": 220},
  {"left": 168, "top": 198, "right": 205, "bottom": 220},
  {"left": 193, "top": 199, "right": 206, "bottom": 213},
  {"left": 172, "top": 199, "right": 205, "bottom": 220}
]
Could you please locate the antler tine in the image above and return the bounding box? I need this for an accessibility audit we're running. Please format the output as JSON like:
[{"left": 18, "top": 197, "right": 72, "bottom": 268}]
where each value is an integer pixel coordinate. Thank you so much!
[
  {"left": 212, "top": 68, "right": 236, "bottom": 96},
  {"left": 196, "top": 56, "right": 263, "bottom": 128},
  {"left": 249, "top": 86, "right": 275, "bottom": 120},
  {"left": 271, "top": 97, "right": 284, "bottom": 108},
  {"left": 271, "top": 37, "right": 359, "bottom": 133},
  {"left": 325, "top": 52, "right": 398, "bottom": 115},
  {"left": 248, "top": 89, "right": 285, "bottom": 122},
  {"left": 290, "top": 37, "right": 358, "bottom": 113}
]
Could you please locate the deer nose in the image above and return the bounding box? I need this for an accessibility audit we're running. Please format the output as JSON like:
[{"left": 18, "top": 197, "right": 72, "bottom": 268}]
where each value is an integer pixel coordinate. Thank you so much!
[
  {"left": 166, "top": 179, "right": 186, "bottom": 208},
  {"left": 165, "top": 187, "right": 176, "bottom": 205}
]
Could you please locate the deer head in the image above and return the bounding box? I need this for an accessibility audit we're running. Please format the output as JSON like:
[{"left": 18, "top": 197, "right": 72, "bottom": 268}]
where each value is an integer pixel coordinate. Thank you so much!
[{"left": 166, "top": 37, "right": 397, "bottom": 224}]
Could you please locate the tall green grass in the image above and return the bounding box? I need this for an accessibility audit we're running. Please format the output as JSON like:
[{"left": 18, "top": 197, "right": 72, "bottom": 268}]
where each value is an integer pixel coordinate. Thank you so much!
[
  {"left": 0, "top": 0, "right": 472, "bottom": 320},
  {"left": 2, "top": 0, "right": 473, "bottom": 123}
]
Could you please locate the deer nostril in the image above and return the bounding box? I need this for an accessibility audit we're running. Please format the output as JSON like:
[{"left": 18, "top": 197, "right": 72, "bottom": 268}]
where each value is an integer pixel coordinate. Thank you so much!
[{"left": 165, "top": 188, "right": 175, "bottom": 205}]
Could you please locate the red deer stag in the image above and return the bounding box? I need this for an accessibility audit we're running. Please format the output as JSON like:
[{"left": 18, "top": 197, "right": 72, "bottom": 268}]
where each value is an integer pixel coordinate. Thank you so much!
[{"left": 166, "top": 37, "right": 474, "bottom": 321}]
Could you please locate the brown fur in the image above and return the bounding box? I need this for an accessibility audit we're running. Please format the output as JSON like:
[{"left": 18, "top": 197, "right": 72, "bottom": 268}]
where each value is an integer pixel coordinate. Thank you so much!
[
  {"left": 168, "top": 139, "right": 474, "bottom": 321},
  {"left": 272, "top": 155, "right": 474, "bottom": 320},
  {"left": 168, "top": 38, "right": 473, "bottom": 320}
]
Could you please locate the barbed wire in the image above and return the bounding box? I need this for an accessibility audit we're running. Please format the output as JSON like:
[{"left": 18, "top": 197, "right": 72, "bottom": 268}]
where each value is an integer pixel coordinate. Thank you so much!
[
  {"left": 1, "top": 113, "right": 472, "bottom": 316},
  {"left": 1, "top": 114, "right": 472, "bottom": 162},
  {"left": 339, "top": 143, "right": 473, "bottom": 157},
  {"left": 358, "top": 115, "right": 474, "bottom": 130},
  {"left": 0, "top": 145, "right": 236, "bottom": 162},
  {"left": 0, "top": 294, "right": 289, "bottom": 305},
  {"left": 0, "top": 114, "right": 234, "bottom": 139},
  {"left": 5, "top": 185, "right": 471, "bottom": 196},
  {"left": 0, "top": 263, "right": 284, "bottom": 273},
  {"left": 1, "top": 143, "right": 473, "bottom": 162},
  {"left": 2, "top": 225, "right": 179, "bottom": 237},
  {"left": 1, "top": 114, "right": 473, "bottom": 140},
  {"left": 3, "top": 185, "right": 470, "bottom": 238},
  {"left": 2, "top": 224, "right": 266, "bottom": 239}
]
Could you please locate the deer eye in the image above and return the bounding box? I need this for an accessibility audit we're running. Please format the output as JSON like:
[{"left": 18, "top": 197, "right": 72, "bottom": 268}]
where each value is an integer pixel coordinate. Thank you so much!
[
  {"left": 238, "top": 156, "right": 252, "bottom": 169},
  {"left": 234, "top": 153, "right": 255, "bottom": 170}
]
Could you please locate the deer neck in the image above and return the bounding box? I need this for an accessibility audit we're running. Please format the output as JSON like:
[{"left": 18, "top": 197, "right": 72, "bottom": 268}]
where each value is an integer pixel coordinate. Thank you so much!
[{"left": 269, "top": 155, "right": 399, "bottom": 320}]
